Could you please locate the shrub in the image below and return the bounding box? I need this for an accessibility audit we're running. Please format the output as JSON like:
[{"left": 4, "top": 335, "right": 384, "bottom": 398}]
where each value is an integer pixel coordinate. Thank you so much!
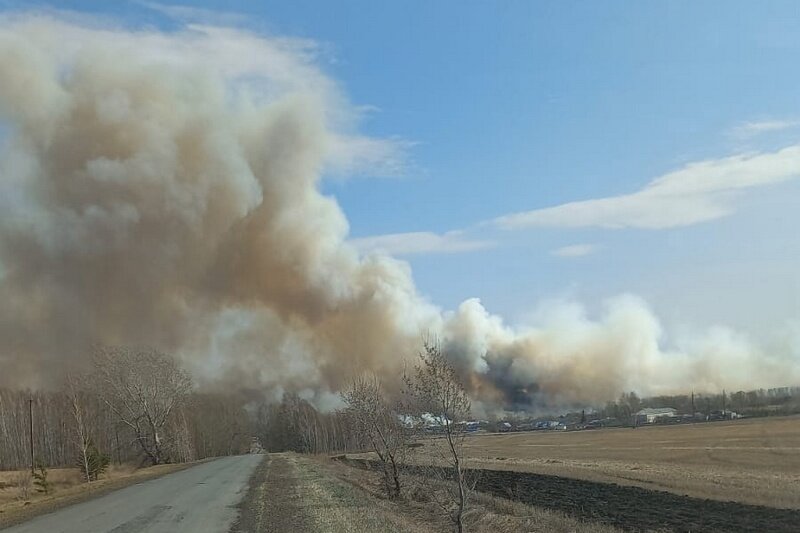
[
  {"left": 32, "top": 463, "right": 50, "bottom": 495},
  {"left": 86, "top": 442, "right": 110, "bottom": 481},
  {"left": 13, "top": 471, "right": 32, "bottom": 501}
]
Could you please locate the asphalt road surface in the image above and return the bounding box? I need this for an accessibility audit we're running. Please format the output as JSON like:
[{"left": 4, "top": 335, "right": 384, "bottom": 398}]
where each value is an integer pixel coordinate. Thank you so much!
[{"left": 2, "top": 455, "right": 263, "bottom": 533}]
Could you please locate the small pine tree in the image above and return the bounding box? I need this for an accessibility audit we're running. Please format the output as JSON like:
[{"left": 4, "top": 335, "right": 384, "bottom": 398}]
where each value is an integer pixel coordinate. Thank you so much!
[
  {"left": 87, "top": 442, "right": 110, "bottom": 481},
  {"left": 78, "top": 440, "right": 110, "bottom": 481},
  {"left": 32, "top": 463, "right": 50, "bottom": 495}
]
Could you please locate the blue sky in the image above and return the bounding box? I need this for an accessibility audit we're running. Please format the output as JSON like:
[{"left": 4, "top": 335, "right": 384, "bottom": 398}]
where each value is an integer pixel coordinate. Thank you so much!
[{"left": 6, "top": 0, "right": 800, "bottom": 337}]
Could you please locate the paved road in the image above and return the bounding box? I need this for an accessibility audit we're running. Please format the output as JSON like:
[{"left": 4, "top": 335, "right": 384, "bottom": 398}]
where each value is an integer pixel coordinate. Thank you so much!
[{"left": 2, "top": 455, "right": 263, "bottom": 533}]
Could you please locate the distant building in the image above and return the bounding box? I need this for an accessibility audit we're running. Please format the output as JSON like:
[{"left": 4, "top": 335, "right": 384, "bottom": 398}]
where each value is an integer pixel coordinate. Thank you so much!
[
  {"left": 634, "top": 407, "right": 677, "bottom": 425},
  {"left": 709, "top": 410, "right": 740, "bottom": 421},
  {"left": 249, "top": 437, "right": 265, "bottom": 454},
  {"left": 461, "top": 421, "right": 480, "bottom": 432}
]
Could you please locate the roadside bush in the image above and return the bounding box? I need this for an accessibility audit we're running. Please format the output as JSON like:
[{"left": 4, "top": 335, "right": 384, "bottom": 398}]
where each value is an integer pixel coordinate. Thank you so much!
[
  {"left": 32, "top": 463, "right": 50, "bottom": 495},
  {"left": 13, "top": 471, "right": 32, "bottom": 501}
]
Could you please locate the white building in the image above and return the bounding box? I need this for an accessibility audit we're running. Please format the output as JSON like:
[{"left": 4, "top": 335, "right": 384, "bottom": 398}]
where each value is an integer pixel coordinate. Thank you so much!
[{"left": 634, "top": 407, "right": 677, "bottom": 424}]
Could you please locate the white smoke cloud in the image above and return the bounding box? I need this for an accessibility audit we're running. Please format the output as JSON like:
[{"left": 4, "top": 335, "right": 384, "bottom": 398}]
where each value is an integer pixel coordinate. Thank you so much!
[
  {"left": 446, "top": 295, "right": 800, "bottom": 408},
  {"left": 0, "top": 12, "right": 796, "bottom": 410}
]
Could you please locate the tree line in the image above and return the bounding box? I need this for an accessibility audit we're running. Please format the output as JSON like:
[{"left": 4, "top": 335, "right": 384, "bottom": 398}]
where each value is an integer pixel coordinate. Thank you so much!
[
  {"left": 0, "top": 346, "right": 252, "bottom": 472},
  {"left": 599, "top": 386, "right": 800, "bottom": 421}
]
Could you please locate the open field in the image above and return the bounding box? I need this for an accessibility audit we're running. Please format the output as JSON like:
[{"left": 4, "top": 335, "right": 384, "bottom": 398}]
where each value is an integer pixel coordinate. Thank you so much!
[
  {"left": 339, "top": 454, "right": 800, "bottom": 532},
  {"left": 451, "top": 415, "right": 800, "bottom": 509}
]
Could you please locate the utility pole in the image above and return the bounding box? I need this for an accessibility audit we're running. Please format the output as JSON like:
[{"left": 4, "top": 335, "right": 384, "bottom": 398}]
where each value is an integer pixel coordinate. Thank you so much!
[
  {"left": 691, "top": 391, "right": 695, "bottom": 414},
  {"left": 722, "top": 389, "right": 726, "bottom": 412},
  {"left": 115, "top": 424, "right": 122, "bottom": 465},
  {"left": 29, "top": 397, "right": 34, "bottom": 474}
]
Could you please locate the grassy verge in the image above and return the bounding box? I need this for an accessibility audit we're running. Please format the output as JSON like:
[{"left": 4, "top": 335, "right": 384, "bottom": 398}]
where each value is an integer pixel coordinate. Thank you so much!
[{"left": 236, "top": 453, "right": 434, "bottom": 533}]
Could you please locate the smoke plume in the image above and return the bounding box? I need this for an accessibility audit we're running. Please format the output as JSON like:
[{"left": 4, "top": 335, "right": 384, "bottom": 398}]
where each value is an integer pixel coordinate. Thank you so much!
[{"left": 0, "top": 13, "right": 797, "bottom": 411}]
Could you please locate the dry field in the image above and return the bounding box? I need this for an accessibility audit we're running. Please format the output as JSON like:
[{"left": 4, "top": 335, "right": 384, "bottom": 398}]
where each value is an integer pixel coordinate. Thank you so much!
[
  {"left": 452, "top": 415, "right": 800, "bottom": 509},
  {"left": 337, "top": 416, "right": 800, "bottom": 531}
]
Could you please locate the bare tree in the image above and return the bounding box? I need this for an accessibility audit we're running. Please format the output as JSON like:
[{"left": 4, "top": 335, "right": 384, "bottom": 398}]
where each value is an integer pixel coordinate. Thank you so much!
[
  {"left": 341, "top": 374, "right": 406, "bottom": 499},
  {"left": 404, "top": 339, "right": 472, "bottom": 533},
  {"left": 65, "top": 374, "right": 93, "bottom": 482},
  {"left": 0, "top": 381, "right": 252, "bottom": 470},
  {"left": 255, "top": 393, "right": 362, "bottom": 455},
  {"left": 185, "top": 393, "right": 252, "bottom": 459},
  {"left": 91, "top": 346, "right": 192, "bottom": 465}
]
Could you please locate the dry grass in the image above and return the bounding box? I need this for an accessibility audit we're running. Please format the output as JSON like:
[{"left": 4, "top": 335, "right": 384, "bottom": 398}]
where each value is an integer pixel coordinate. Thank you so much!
[
  {"left": 0, "top": 462, "right": 192, "bottom": 528},
  {"left": 415, "top": 415, "right": 800, "bottom": 509},
  {"left": 258, "top": 453, "right": 435, "bottom": 533},
  {"left": 465, "top": 490, "right": 648, "bottom": 533},
  {"left": 0, "top": 464, "right": 134, "bottom": 506},
  {"left": 323, "top": 457, "right": 630, "bottom": 533}
]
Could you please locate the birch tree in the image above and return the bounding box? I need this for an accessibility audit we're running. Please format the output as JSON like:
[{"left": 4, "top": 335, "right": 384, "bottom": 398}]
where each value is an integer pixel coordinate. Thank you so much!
[
  {"left": 65, "top": 374, "right": 93, "bottom": 481},
  {"left": 91, "top": 346, "right": 192, "bottom": 465},
  {"left": 404, "top": 339, "right": 473, "bottom": 533},
  {"left": 342, "top": 374, "right": 406, "bottom": 499}
]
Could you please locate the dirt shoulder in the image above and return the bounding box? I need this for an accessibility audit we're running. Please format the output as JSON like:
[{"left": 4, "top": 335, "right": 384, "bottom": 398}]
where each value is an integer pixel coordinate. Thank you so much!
[
  {"left": 0, "top": 461, "right": 204, "bottom": 529},
  {"left": 234, "top": 453, "right": 435, "bottom": 533}
]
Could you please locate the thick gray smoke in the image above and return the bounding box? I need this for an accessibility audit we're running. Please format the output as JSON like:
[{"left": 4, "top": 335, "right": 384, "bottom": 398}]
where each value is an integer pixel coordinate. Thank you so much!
[{"left": 0, "top": 14, "right": 797, "bottom": 411}]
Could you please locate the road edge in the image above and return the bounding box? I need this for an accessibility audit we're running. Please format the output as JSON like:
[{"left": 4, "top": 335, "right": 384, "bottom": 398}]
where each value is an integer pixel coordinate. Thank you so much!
[{"left": 0, "top": 459, "right": 214, "bottom": 530}]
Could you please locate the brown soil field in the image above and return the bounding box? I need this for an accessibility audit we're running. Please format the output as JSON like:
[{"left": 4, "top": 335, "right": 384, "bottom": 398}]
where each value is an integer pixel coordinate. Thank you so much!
[
  {"left": 453, "top": 415, "right": 800, "bottom": 509},
  {"left": 340, "top": 455, "right": 800, "bottom": 532}
]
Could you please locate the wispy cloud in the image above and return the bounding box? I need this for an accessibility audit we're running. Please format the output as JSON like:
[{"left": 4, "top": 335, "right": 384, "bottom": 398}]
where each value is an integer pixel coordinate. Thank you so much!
[
  {"left": 551, "top": 243, "right": 600, "bottom": 257},
  {"left": 325, "top": 134, "right": 413, "bottom": 178},
  {"left": 137, "top": 1, "right": 249, "bottom": 26},
  {"left": 729, "top": 119, "right": 800, "bottom": 139},
  {"left": 350, "top": 231, "right": 493, "bottom": 256},
  {"left": 493, "top": 144, "right": 800, "bottom": 230}
]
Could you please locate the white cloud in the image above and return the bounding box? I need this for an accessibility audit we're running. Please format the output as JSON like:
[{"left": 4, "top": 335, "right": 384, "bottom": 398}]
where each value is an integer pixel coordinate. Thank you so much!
[
  {"left": 550, "top": 243, "right": 600, "bottom": 257},
  {"left": 350, "top": 231, "right": 492, "bottom": 256},
  {"left": 494, "top": 144, "right": 800, "bottom": 230},
  {"left": 137, "top": 1, "right": 249, "bottom": 26},
  {"left": 325, "top": 134, "right": 412, "bottom": 177},
  {"left": 729, "top": 119, "right": 800, "bottom": 139}
]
